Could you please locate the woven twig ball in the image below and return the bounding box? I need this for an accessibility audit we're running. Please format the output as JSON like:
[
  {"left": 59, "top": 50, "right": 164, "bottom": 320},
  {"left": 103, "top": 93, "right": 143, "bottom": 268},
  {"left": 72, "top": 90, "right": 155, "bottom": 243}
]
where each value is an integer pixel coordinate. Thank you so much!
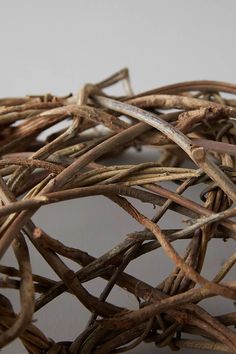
[{"left": 0, "top": 69, "right": 236, "bottom": 353}]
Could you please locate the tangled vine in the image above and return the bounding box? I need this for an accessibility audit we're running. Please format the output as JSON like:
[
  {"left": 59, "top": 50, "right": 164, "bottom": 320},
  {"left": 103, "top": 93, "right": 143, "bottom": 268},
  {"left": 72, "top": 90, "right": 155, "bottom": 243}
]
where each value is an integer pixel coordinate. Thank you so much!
[{"left": 0, "top": 69, "right": 236, "bottom": 353}]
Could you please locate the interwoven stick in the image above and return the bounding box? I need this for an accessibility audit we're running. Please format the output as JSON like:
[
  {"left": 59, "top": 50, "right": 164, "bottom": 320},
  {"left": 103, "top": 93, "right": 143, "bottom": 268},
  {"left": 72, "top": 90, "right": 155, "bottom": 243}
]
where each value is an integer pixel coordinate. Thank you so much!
[{"left": 0, "top": 68, "right": 236, "bottom": 353}]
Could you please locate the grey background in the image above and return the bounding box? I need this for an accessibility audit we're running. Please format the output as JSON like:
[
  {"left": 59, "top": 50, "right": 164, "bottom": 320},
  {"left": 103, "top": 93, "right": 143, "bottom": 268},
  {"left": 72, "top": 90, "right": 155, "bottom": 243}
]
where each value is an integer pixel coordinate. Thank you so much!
[{"left": 1, "top": 1, "right": 236, "bottom": 353}]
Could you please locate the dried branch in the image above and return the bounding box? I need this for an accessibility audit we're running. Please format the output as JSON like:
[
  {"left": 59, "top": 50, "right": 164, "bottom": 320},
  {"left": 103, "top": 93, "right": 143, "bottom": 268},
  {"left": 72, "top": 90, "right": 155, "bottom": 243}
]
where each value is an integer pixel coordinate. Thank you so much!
[{"left": 0, "top": 69, "right": 236, "bottom": 353}]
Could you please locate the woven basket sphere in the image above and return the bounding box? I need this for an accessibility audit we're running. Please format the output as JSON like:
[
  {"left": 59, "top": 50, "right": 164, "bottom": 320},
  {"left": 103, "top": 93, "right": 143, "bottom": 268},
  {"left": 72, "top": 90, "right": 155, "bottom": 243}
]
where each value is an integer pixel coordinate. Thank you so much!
[{"left": 0, "top": 69, "right": 236, "bottom": 353}]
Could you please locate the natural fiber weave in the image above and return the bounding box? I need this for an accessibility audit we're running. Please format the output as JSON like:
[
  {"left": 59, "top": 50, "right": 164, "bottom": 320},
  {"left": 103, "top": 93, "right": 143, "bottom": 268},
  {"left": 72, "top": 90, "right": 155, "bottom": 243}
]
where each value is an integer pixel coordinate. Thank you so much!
[{"left": 0, "top": 69, "right": 236, "bottom": 353}]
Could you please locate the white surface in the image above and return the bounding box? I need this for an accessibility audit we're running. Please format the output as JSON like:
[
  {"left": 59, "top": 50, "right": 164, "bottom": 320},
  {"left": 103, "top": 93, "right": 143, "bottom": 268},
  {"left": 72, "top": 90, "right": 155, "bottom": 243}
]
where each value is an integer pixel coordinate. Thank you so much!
[{"left": 1, "top": 1, "right": 236, "bottom": 353}]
